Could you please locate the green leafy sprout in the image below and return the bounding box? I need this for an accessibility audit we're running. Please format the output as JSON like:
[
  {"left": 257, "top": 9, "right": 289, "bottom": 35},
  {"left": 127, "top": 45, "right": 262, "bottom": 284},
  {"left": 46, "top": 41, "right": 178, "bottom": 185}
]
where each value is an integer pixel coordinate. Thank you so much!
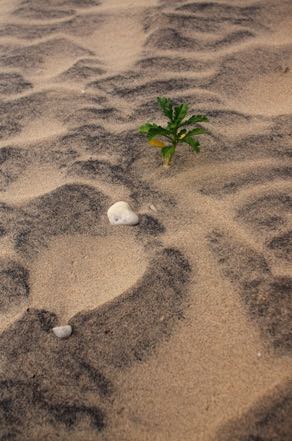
[{"left": 139, "top": 97, "right": 209, "bottom": 167}]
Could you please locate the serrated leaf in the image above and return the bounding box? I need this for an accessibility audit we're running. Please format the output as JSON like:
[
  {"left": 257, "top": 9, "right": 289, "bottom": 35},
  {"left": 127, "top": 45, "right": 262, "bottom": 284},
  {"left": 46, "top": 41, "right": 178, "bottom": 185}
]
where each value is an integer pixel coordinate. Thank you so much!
[
  {"left": 186, "top": 127, "right": 207, "bottom": 136},
  {"left": 139, "top": 123, "right": 159, "bottom": 134},
  {"left": 166, "top": 121, "right": 177, "bottom": 132},
  {"left": 139, "top": 123, "right": 152, "bottom": 134},
  {"left": 174, "top": 103, "right": 188, "bottom": 124},
  {"left": 183, "top": 136, "right": 201, "bottom": 153},
  {"left": 147, "top": 126, "right": 172, "bottom": 141},
  {"left": 180, "top": 114, "right": 209, "bottom": 127},
  {"left": 157, "top": 97, "right": 173, "bottom": 120}
]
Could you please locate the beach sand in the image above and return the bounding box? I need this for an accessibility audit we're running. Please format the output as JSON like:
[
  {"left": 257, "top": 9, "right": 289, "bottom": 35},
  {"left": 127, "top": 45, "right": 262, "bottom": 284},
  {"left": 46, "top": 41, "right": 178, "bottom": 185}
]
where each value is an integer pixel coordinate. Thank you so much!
[{"left": 0, "top": 0, "right": 291, "bottom": 440}]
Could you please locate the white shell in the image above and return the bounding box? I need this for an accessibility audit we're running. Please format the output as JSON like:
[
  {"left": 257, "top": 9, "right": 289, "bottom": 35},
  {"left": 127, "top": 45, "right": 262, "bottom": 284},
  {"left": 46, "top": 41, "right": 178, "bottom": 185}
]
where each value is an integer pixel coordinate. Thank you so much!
[
  {"left": 52, "top": 325, "right": 72, "bottom": 338},
  {"left": 107, "top": 201, "right": 139, "bottom": 225}
]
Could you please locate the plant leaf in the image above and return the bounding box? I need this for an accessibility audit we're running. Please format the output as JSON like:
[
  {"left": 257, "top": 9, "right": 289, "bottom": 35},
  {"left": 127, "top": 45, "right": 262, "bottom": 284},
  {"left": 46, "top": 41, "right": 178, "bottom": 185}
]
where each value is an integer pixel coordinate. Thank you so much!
[
  {"left": 180, "top": 115, "right": 209, "bottom": 127},
  {"left": 139, "top": 123, "right": 152, "bottom": 134},
  {"left": 183, "top": 136, "right": 201, "bottom": 153},
  {"left": 157, "top": 97, "right": 173, "bottom": 121},
  {"left": 147, "top": 126, "right": 172, "bottom": 141},
  {"left": 166, "top": 121, "right": 177, "bottom": 132},
  {"left": 139, "top": 123, "right": 159, "bottom": 134},
  {"left": 186, "top": 127, "right": 207, "bottom": 136},
  {"left": 148, "top": 139, "right": 166, "bottom": 148},
  {"left": 174, "top": 103, "right": 188, "bottom": 124}
]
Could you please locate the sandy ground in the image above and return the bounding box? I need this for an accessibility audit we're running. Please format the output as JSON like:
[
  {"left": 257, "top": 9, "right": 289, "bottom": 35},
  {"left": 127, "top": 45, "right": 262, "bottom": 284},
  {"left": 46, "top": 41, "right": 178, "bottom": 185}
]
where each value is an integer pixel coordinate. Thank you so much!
[{"left": 0, "top": 0, "right": 291, "bottom": 440}]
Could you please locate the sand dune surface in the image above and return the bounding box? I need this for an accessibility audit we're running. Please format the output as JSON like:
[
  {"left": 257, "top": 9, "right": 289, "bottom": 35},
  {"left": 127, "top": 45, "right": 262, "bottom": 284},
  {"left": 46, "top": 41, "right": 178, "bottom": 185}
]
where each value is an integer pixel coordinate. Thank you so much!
[{"left": 0, "top": 0, "right": 291, "bottom": 440}]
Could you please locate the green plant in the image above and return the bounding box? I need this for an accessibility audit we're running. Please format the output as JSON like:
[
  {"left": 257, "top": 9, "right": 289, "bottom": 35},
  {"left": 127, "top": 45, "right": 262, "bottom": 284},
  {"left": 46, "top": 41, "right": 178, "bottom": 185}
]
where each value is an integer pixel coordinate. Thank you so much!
[{"left": 139, "top": 97, "right": 209, "bottom": 167}]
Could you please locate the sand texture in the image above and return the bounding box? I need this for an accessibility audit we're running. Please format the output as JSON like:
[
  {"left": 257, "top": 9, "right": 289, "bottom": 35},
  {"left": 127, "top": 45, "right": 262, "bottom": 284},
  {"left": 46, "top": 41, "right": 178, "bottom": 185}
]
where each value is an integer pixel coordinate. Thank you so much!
[{"left": 0, "top": 0, "right": 292, "bottom": 439}]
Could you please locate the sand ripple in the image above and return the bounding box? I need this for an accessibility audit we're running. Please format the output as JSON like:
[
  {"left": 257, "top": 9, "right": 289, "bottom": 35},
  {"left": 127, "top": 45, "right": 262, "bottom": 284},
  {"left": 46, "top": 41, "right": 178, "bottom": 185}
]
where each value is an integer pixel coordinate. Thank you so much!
[{"left": 0, "top": 0, "right": 291, "bottom": 439}]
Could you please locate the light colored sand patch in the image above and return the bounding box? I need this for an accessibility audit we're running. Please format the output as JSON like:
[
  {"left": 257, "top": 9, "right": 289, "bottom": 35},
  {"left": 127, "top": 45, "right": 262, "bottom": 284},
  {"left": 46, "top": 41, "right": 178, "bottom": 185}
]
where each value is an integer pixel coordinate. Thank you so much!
[
  {"left": 29, "top": 233, "right": 147, "bottom": 322},
  {"left": 213, "top": 118, "right": 270, "bottom": 139},
  {"left": 230, "top": 71, "right": 292, "bottom": 116},
  {"left": 27, "top": 52, "right": 86, "bottom": 82},
  {"left": 77, "top": 0, "right": 157, "bottom": 73},
  {"left": 78, "top": 14, "right": 145, "bottom": 72},
  {"left": 2, "top": 117, "right": 67, "bottom": 146},
  {"left": 0, "top": 0, "right": 17, "bottom": 24},
  {"left": 85, "top": 0, "right": 158, "bottom": 11},
  {"left": 0, "top": 305, "right": 27, "bottom": 335},
  {"left": 0, "top": 164, "right": 65, "bottom": 203}
]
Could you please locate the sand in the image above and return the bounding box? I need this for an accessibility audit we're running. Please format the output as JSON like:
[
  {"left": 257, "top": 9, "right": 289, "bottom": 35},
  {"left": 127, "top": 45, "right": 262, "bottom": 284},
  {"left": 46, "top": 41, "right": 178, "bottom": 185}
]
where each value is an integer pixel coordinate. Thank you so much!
[
  {"left": 0, "top": 0, "right": 291, "bottom": 440},
  {"left": 30, "top": 232, "right": 147, "bottom": 323}
]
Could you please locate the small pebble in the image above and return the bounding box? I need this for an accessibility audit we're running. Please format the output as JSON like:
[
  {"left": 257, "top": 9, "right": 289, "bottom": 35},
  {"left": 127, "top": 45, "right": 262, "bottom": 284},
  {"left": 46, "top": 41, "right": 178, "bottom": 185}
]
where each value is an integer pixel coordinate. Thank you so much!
[
  {"left": 53, "top": 325, "right": 72, "bottom": 339},
  {"left": 149, "top": 204, "right": 157, "bottom": 212},
  {"left": 107, "top": 201, "right": 139, "bottom": 225}
]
